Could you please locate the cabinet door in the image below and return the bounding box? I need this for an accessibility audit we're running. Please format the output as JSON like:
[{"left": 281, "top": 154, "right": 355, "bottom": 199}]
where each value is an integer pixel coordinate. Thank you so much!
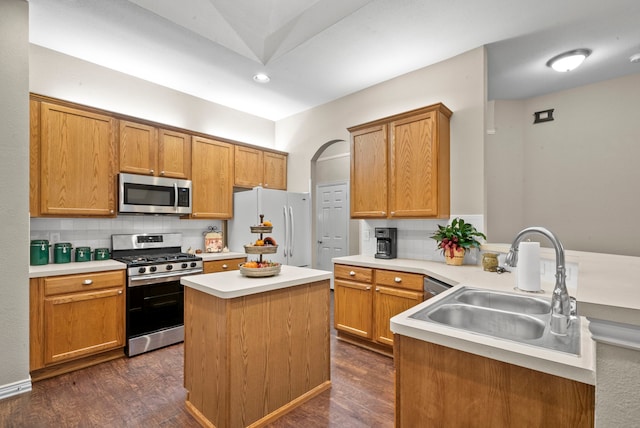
[
  {"left": 119, "top": 120, "right": 158, "bottom": 176},
  {"left": 191, "top": 136, "right": 234, "bottom": 219},
  {"left": 263, "top": 152, "right": 287, "bottom": 190},
  {"left": 40, "top": 102, "right": 116, "bottom": 216},
  {"left": 43, "top": 287, "right": 125, "bottom": 365},
  {"left": 334, "top": 279, "right": 373, "bottom": 339},
  {"left": 389, "top": 111, "right": 439, "bottom": 217},
  {"left": 159, "top": 129, "right": 191, "bottom": 179},
  {"left": 350, "top": 124, "right": 388, "bottom": 218},
  {"left": 30, "top": 99, "right": 41, "bottom": 216},
  {"left": 203, "top": 258, "right": 246, "bottom": 273},
  {"left": 373, "top": 285, "right": 423, "bottom": 346},
  {"left": 234, "top": 145, "right": 264, "bottom": 188}
]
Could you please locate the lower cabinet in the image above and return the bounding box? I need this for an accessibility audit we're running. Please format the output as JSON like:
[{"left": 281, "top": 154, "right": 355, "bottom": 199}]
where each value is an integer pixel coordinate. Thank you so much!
[
  {"left": 203, "top": 257, "right": 246, "bottom": 274},
  {"left": 30, "top": 270, "right": 126, "bottom": 381},
  {"left": 334, "top": 264, "right": 424, "bottom": 354}
]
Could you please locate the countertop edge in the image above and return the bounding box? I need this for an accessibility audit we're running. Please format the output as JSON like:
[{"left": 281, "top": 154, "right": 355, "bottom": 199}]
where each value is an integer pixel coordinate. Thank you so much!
[{"left": 29, "top": 260, "right": 127, "bottom": 278}]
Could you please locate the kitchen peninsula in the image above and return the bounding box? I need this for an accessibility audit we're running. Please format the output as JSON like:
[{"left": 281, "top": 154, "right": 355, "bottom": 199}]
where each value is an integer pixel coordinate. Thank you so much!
[{"left": 180, "top": 265, "right": 332, "bottom": 428}]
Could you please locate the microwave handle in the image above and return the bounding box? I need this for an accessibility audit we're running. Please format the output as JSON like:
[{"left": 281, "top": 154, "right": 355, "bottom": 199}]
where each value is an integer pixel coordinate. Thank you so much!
[{"left": 174, "top": 182, "right": 178, "bottom": 210}]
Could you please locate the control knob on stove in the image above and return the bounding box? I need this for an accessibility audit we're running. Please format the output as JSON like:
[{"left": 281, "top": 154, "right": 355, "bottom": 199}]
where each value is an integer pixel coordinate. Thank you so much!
[
  {"left": 138, "top": 267, "right": 146, "bottom": 274},
  {"left": 190, "top": 262, "right": 197, "bottom": 268},
  {"left": 150, "top": 266, "right": 157, "bottom": 273},
  {"left": 181, "top": 263, "right": 188, "bottom": 269},
  {"left": 166, "top": 264, "right": 173, "bottom": 271}
]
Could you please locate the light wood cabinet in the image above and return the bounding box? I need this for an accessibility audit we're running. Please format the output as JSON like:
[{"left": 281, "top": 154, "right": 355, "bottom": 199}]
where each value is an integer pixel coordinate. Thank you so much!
[
  {"left": 34, "top": 101, "right": 117, "bottom": 217},
  {"left": 119, "top": 120, "right": 191, "bottom": 179},
  {"left": 395, "top": 337, "right": 594, "bottom": 427},
  {"left": 234, "top": 146, "right": 287, "bottom": 190},
  {"left": 190, "top": 136, "right": 234, "bottom": 219},
  {"left": 30, "top": 270, "right": 126, "bottom": 381},
  {"left": 349, "top": 103, "right": 452, "bottom": 219},
  {"left": 334, "top": 264, "right": 425, "bottom": 353},
  {"left": 203, "top": 257, "right": 246, "bottom": 274}
]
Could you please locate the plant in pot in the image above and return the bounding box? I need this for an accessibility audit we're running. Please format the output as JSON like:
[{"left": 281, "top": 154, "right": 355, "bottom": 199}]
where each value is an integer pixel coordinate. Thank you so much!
[{"left": 431, "top": 218, "right": 487, "bottom": 266}]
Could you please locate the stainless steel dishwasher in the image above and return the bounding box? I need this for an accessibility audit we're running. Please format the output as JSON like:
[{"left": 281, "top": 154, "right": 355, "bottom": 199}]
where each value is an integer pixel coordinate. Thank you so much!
[{"left": 424, "top": 275, "right": 453, "bottom": 297}]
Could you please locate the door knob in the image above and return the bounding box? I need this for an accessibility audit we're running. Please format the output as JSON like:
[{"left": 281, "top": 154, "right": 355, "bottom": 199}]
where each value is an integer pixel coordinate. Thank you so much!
[{"left": 317, "top": 240, "right": 323, "bottom": 244}]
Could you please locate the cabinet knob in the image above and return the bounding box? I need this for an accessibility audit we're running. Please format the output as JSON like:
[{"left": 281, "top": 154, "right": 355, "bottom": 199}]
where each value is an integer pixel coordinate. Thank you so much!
[
  {"left": 366, "top": 286, "right": 371, "bottom": 290},
  {"left": 375, "top": 287, "right": 380, "bottom": 292},
  {"left": 82, "top": 279, "right": 93, "bottom": 285},
  {"left": 222, "top": 264, "right": 228, "bottom": 269},
  {"left": 381, "top": 211, "right": 386, "bottom": 215},
  {"left": 110, "top": 210, "right": 114, "bottom": 214},
  {"left": 349, "top": 271, "right": 356, "bottom": 276},
  {"left": 394, "top": 277, "right": 402, "bottom": 283},
  {"left": 118, "top": 290, "right": 123, "bottom": 295},
  {"left": 391, "top": 211, "right": 396, "bottom": 216},
  {"left": 160, "top": 170, "right": 165, "bottom": 176},
  {"left": 149, "top": 169, "right": 155, "bottom": 174}
]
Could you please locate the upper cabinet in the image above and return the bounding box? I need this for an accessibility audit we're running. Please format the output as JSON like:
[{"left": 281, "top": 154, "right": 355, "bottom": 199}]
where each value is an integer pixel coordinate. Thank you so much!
[
  {"left": 234, "top": 146, "right": 287, "bottom": 190},
  {"left": 119, "top": 121, "right": 191, "bottom": 179},
  {"left": 190, "top": 136, "right": 234, "bottom": 219},
  {"left": 349, "top": 103, "right": 452, "bottom": 219},
  {"left": 32, "top": 100, "right": 117, "bottom": 217}
]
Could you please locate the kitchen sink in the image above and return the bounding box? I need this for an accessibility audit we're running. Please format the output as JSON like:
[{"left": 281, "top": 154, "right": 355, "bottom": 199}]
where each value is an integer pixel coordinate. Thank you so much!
[
  {"left": 455, "top": 288, "right": 551, "bottom": 314},
  {"left": 408, "top": 286, "right": 580, "bottom": 355}
]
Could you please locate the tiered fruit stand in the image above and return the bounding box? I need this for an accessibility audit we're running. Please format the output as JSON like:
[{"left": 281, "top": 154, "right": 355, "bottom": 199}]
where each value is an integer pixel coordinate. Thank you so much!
[{"left": 240, "top": 215, "right": 281, "bottom": 277}]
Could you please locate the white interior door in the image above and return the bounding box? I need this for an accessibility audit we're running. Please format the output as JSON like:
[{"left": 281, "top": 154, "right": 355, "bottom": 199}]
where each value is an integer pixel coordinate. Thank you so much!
[{"left": 316, "top": 182, "right": 349, "bottom": 288}]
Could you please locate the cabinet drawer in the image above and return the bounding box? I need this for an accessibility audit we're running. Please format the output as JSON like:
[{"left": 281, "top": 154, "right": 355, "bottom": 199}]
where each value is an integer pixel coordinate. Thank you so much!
[
  {"left": 334, "top": 264, "right": 374, "bottom": 283},
  {"left": 375, "top": 269, "right": 423, "bottom": 291},
  {"left": 44, "top": 270, "right": 125, "bottom": 296},
  {"left": 204, "top": 257, "right": 246, "bottom": 274}
]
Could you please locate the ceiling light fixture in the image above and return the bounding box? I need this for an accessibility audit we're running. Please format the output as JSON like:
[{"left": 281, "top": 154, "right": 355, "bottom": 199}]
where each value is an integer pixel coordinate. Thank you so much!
[
  {"left": 253, "top": 73, "right": 270, "bottom": 83},
  {"left": 546, "top": 49, "right": 592, "bottom": 72}
]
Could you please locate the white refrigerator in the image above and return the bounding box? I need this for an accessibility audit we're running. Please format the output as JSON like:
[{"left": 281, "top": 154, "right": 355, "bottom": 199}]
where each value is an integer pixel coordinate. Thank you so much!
[{"left": 229, "top": 187, "right": 311, "bottom": 267}]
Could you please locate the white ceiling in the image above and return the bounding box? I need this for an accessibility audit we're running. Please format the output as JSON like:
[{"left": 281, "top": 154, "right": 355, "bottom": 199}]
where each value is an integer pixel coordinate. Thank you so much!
[{"left": 28, "top": 0, "right": 640, "bottom": 121}]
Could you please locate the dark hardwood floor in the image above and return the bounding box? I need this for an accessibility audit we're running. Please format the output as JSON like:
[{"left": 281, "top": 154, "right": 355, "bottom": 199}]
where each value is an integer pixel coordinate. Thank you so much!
[{"left": 0, "top": 292, "right": 395, "bottom": 427}]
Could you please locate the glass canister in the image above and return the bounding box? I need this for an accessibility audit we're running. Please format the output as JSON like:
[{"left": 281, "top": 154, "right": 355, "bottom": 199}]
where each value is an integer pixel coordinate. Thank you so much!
[
  {"left": 53, "top": 242, "right": 73, "bottom": 264},
  {"left": 30, "top": 240, "right": 50, "bottom": 265},
  {"left": 482, "top": 252, "right": 499, "bottom": 272}
]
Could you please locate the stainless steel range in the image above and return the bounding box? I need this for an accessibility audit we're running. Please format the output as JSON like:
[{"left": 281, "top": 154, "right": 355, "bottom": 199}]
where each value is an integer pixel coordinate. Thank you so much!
[{"left": 112, "top": 233, "right": 203, "bottom": 357}]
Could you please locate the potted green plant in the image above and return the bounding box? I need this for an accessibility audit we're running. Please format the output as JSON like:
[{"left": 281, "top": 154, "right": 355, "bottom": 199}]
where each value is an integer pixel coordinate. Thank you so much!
[{"left": 431, "top": 218, "right": 487, "bottom": 265}]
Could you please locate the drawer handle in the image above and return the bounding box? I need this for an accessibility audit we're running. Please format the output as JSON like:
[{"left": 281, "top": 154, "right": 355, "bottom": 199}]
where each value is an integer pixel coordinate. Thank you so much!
[
  {"left": 394, "top": 277, "right": 402, "bottom": 283},
  {"left": 82, "top": 279, "right": 93, "bottom": 285},
  {"left": 349, "top": 271, "right": 356, "bottom": 276},
  {"left": 222, "top": 264, "right": 228, "bottom": 269}
]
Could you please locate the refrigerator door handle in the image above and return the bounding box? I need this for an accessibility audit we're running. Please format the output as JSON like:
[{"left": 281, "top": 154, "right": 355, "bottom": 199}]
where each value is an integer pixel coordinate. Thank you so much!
[
  {"left": 289, "top": 206, "right": 294, "bottom": 257},
  {"left": 283, "top": 205, "right": 289, "bottom": 258}
]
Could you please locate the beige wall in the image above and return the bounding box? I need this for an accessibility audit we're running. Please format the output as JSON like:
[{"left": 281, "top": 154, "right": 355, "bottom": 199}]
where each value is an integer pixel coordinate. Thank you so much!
[
  {"left": 29, "top": 45, "right": 275, "bottom": 148},
  {"left": 0, "top": 0, "right": 31, "bottom": 394},
  {"left": 595, "top": 342, "right": 640, "bottom": 425},
  {"left": 488, "top": 73, "right": 640, "bottom": 256},
  {"left": 277, "top": 47, "right": 487, "bottom": 218}
]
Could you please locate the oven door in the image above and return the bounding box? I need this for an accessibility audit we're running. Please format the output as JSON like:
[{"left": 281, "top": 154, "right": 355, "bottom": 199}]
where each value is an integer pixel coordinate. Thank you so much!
[{"left": 126, "top": 270, "right": 201, "bottom": 356}]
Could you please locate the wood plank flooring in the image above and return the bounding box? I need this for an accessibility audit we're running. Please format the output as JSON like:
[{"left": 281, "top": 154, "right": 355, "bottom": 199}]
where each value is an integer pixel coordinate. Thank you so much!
[{"left": 0, "top": 292, "right": 395, "bottom": 427}]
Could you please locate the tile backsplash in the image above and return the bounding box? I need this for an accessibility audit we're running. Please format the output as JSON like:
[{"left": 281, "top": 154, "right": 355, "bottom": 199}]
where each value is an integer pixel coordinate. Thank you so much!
[
  {"left": 30, "top": 216, "right": 224, "bottom": 254},
  {"left": 359, "top": 215, "right": 486, "bottom": 265}
]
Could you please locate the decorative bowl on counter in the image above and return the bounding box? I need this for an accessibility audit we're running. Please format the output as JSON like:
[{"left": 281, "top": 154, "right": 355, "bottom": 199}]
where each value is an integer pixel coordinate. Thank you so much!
[
  {"left": 244, "top": 244, "right": 278, "bottom": 254},
  {"left": 239, "top": 262, "right": 281, "bottom": 278}
]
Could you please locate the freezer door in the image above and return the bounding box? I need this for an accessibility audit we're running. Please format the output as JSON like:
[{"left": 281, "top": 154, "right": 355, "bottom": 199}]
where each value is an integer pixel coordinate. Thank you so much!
[{"left": 287, "top": 192, "right": 311, "bottom": 267}]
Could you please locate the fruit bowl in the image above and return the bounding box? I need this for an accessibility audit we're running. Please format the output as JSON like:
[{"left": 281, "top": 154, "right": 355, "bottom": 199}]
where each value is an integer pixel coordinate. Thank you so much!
[
  {"left": 244, "top": 244, "right": 278, "bottom": 254},
  {"left": 239, "top": 262, "right": 281, "bottom": 277}
]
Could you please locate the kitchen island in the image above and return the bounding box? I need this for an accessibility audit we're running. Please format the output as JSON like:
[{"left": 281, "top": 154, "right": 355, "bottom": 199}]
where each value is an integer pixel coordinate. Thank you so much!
[{"left": 180, "top": 265, "right": 332, "bottom": 428}]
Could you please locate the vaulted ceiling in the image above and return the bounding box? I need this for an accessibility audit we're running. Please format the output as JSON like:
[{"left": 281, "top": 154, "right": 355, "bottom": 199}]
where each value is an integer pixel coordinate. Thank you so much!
[{"left": 29, "top": 0, "right": 640, "bottom": 120}]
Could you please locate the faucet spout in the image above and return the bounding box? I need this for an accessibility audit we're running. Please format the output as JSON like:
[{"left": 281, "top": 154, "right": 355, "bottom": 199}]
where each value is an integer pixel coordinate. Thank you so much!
[{"left": 504, "top": 227, "right": 572, "bottom": 335}]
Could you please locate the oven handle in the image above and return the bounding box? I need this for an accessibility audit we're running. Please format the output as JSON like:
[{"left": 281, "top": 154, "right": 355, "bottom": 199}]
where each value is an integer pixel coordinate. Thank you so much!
[{"left": 128, "top": 268, "right": 203, "bottom": 287}]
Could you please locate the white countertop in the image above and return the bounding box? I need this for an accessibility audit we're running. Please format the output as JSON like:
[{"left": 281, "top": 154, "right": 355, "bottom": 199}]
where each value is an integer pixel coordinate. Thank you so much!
[
  {"left": 29, "top": 260, "right": 126, "bottom": 278},
  {"left": 181, "top": 265, "right": 332, "bottom": 299},
  {"left": 333, "top": 254, "right": 596, "bottom": 385},
  {"left": 198, "top": 251, "right": 247, "bottom": 261}
]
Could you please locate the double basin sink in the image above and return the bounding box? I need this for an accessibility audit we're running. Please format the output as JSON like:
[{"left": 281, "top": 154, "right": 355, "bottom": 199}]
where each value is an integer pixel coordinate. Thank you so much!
[{"left": 409, "top": 286, "right": 580, "bottom": 355}]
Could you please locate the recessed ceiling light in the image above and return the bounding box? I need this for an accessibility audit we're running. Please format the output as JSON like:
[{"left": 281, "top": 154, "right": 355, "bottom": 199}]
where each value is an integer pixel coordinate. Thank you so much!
[
  {"left": 253, "top": 73, "right": 270, "bottom": 83},
  {"left": 546, "top": 49, "right": 592, "bottom": 72}
]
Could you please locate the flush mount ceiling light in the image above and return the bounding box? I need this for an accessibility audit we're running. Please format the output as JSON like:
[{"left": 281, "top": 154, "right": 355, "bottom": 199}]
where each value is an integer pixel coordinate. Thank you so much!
[
  {"left": 253, "top": 73, "right": 270, "bottom": 83},
  {"left": 546, "top": 49, "right": 592, "bottom": 72}
]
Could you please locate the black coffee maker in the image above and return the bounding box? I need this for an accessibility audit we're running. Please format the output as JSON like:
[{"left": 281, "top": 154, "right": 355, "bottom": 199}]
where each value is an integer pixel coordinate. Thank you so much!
[{"left": 374, "top": 227, "right": 397, "bottom": 259}]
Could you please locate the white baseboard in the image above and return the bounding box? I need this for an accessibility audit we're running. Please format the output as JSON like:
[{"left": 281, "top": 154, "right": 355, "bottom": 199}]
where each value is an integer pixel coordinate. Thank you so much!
[{"left": 0, "top": 378, "right": 32, "bottom": 400}]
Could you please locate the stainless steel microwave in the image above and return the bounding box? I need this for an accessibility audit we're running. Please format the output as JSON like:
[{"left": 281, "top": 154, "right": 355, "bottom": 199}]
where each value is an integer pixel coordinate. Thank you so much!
[{"left": 118, "top": 173, "right": 192, "bottom": 215}]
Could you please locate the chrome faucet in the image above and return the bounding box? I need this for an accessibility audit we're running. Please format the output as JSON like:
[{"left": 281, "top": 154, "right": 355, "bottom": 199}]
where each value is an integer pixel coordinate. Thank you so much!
[{"left": 505, "top": 227, "right": 572, "bottom": 335}]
